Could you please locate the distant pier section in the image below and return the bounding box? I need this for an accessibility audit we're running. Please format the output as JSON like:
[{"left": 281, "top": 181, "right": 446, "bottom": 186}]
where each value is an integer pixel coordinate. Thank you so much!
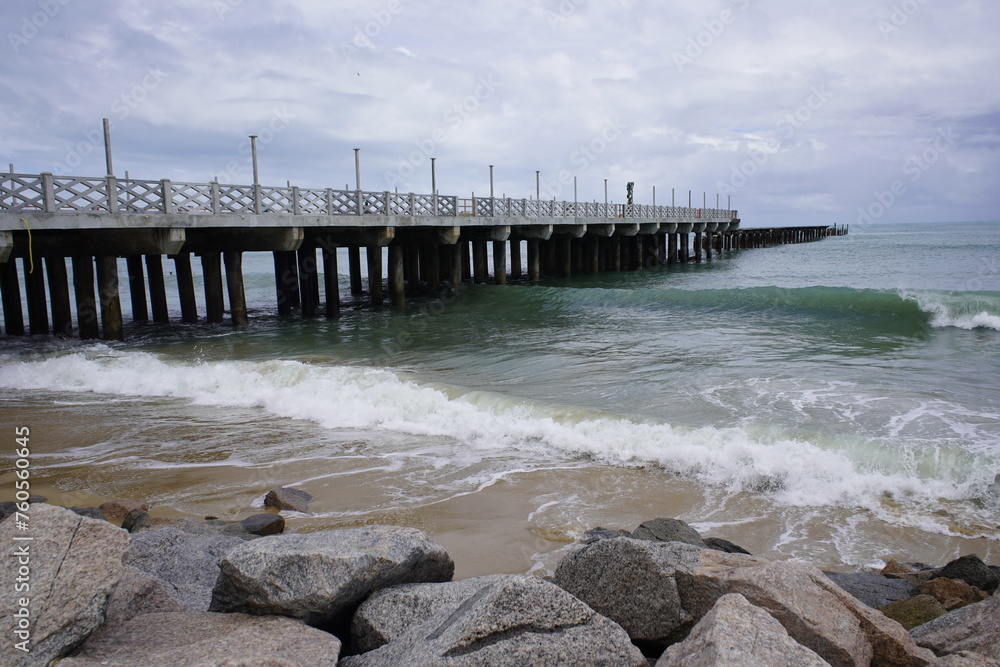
[{"left": 1, "top": 170, "right": 845, "bottom": 340}]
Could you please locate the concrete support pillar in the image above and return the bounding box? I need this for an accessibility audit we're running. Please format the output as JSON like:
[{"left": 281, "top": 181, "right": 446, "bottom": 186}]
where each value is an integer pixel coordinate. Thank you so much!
[
  {"left": 273, "top": 251, "right": 293, "bottom": 316},
  {"left": 145, "top": 255, "right": 170, "bottom": 323},
  {"left": 449, "top": 243, "right": 463, "bottom": 287},
  {"left": 366, "top": 246, "right": 383, "bottom": 305},
  {"left": 587, "top": 237, "right": 600, "bottom": 274},
  {"left": 23, "top": 258, "right": 49, "bottom": 336},
  {"left": 71, "top": 257, "right": 97, "bottom": 340},
  {"left": 322, "top": 246, "right": 340, "bottom": 319},
  {"left": 297, "top": 246, "right": 318, "bottom": 317},
  {"left": 527, "top": 240, "right": 540, "bottom": 281},
  {"left": 472, "top": 240, "right": 488, "bottom": 284},
  {"left": 425, "top": 245, "right": 441, "bottom": 289},
  {"left": 224, "top": 251, "right": 249, "bottom": 328},
  {"left": 389, "top": 244, "right": 405, "bottom": 308},
  {"left": 405, "top": 246, "right": 420, "bottom": 294},
  {"left": 173, "top": 253, "right": 199, "bottom": 323},
  {"left": 571, "top": 238, "right": 583, "bottom": 274},
  {"left": 461, "top": 241, "right": 471, "bottom": 283},
  {"left": 667, "top": 233, "right": 677, "bottom": 264},
  {"left": 348, "top": 247, "right": 364, "bottom": 296},
  {"left": 0, "top": 259, "right": 25, "bottom": 336},
  {"left": 201, "top": 253, "right": 225, "bottom": 324},
  {"left": 559, "top": 236, "right": 573, "bottom": 277},
  {"left": 510, "top": 239, "right": 522, "bottom": 279},
  {"left": 96, "top": 256, "right": 124, "bottom": 341},
  {"left": 125, "top": 256, "right": 148, "bottom": 322},
  {"left": 611, "top": 236, "right": 622, "bottom": 272},
  {"left": 492, "top": 241, "right": 507, "bottom": 285},
  {"left": 693, "top": 231, "right": 703, "bottom": 263},
  {"left": 45, "top": 257, "right": 72, "bottom": 336}
]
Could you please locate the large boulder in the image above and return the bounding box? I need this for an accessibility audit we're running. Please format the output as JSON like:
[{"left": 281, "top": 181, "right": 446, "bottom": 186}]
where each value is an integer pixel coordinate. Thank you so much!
[
  {"left": 656, "top": 593, "right": 828, "bottom": 666},
  {"left": 59, "top": 612, "right": 341, "bottom": 666},
  {"left": 552, "top": 537, "right": 699, "bottom": 645},
  {"left": 910, "top": 594, "right": 1000, "bottom": 660},
  {"left": 0, "top": 504, "right": 129, "bottom": 667},
  {"left": 209, "top": 525, "right": 454, "bottom": 629},
  {"left": 934, "top": 554, "right": 999, "bottom": 595},
  {"left": 920, "top": 577, "right": 990, "bottom": 610},
  {"left": 98, "top": 498, "right": 150, "bottom": 523},
  {"left": 825, "top": 571, "right": 920, "bottom": 608},
  {"left": 631, "top": 517, "right": 707, "bottom": 547},
  {"left": 101, "top": 566, "right": 184, "bottom": 628},
  {"left": 672, "top": 549, "right": 937, "bottom": 667},
  {"left": 878, "top": 595, "right": 948, "bottom": 630},
  {"left": 126, "top": 526, "right": 244, "bottom": 611},
  {"left": 343, "top": 574, "right": 646, "bottom": 666},
  {"left": 264, "top": 486, "right": 313, "bottom": 512}
]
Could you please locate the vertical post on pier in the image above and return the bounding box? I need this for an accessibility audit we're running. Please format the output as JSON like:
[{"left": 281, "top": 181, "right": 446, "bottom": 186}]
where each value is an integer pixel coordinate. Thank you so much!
[
  {"left": 493, "top": 241, "right": 507, "bottom": 285},
  {"left": 573, "top": 177, "right": 578, "bottom": 217},
  {"left": 536, "top": 171, "right": 541, "bottom": 202},
  {"left": 672, "top": 188, "right": 675, "bottom": 207},
  {"left": 348, "top": 247, "right": 364, "bottom": 296},
  {"left": 250, "top": 135, "right": 261, "bottom": 213},
  {"left": 71, "top": 257, "right": 97, "bottom": 339},
  {"left": 126, "top": 256, "right": 149, "bottom": 322},
  {"left": 510, "top": 238, "right": 522, "bottom": 279},
  {"left": 693, "top": 230, "right": 703, "bottom": 263},
  {"left": 298, "top": 246, "right": 319, "bottom": 317},
  {"left": 527, "top": 240, "right": 540, "bottom": 281},
  {"left": 273, "top": 252, "right": 291, "bottom": 315},
  {"left": 604, "top": 179, "right": 608, "bottom": 207},
  {"left": 448, "top": 243, "right": 463, "bottom": 287},
  {"left": 224, "top": 251, "right": 249, "bottom": 328},
  {"left": 610, "top": 236, "right": 621, "bottom": 272},
  {"left": 472, "top": 241, "right": 488, "bottom": 284},
  {"left": 103, "top": 118, "right": 114, "bottom": 176},
  {"left": 322, "top": 245, "right": 341, "bottom": 319},
  {"left": 366, "top": 246, "right": 383, "bottom": 305},
  {"left": 96, "top": 256, "right": 124, "bottom": 341},
  {"left": 389, "top": 244, "right": 405, "bottom": 308},
  {"left": 0, "top": 259, "right": 25, "bottom": 336},
  {"left": 559, "top": 236, "right": 572, "bottom": 277},
  {"left": 201, "top": 253, "right": 225, "bottom": 324},
  {"left": 173, "top": 253, "right": 199, "bottom": 323},
  {"left": 23, "top": 257, "right": 49, "bottom": 336},
  {"left": 145, "top": 255, "right": 170, "bottom": 323},
  {"left": 667, "top": 232, "right": 677, "bottom": 264},
  {"left": 653, "top": 186, "right": 656, "bottom": 207},
  {"left": 45, "top": 257, "right": 72, "bottom": 336}
]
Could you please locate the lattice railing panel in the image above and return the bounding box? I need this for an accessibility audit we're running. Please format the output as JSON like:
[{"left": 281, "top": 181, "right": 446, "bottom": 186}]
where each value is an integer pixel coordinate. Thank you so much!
[
  {"left": 437, "top": 196, "right": 457, "bottom": 216},
  {"left": 219, "top": 185, "right": 255, "bottom": 213},
  {"left": 330, "top": 190, "right": 359, "bottom": 215},
  {"left": 119, "top": 179, "right": 162, "bottom": 212},
  {"left": 1, "top": 174, "right": 44, "bottom": 210},
  {"left": 297, "top": 188, "right": 328, "bottom": 214},
  {"left": 259, "top": 187, "right": 290, "bottom": 213},
  {"left": 172, "top": 182, "right": 214, "bottom": 213},
  {"left": 361, "top": 192, "right": 385, "bottom": 215},
  {"left": 51, "top": 177, "right": 111, "bottom": 211},
  {"left": 411, "top": 194, "right": 435, "bottom": 216}
]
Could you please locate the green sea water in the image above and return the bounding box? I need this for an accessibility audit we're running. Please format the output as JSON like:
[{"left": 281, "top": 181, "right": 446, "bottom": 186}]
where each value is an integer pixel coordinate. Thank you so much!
[{"left": 1, "top": 221, "right": 998, "bottom": 574}]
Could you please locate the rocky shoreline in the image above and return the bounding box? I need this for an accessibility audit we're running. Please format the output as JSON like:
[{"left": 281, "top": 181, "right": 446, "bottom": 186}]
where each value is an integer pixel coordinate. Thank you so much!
[{"left": 1, "top": 493, "right": 997, "bottom": 666}]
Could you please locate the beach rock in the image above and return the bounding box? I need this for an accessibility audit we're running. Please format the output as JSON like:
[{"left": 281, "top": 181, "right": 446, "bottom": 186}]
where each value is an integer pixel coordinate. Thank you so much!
[
  {"left": 910, "top": 594, "right": 1000, "bottom": 659},
  {"left": 28, "top": 495, "right": 48, "bottom": 504},
  {"left": 920, "top": 577, "right": 990, "bottom": 610},
  {"left": 264, "top": 486, "right": 313, "bottom": 512},
  {"left": 240, "top": 512, "right": 285, "bottom": 536},
  {"left": 0, "top": 500, "right": 17, "bottom": 520},
  {"left": 935, "top": 554, "right": 999, "bottom": 595},
  {"left": 66, "top": 505, "right": 106, "bottom": 520},
  {"left": 126, "top": 526, "right": 244, "bottom": 611},
  {"left": 121, "top": 508, "right": 175, "bottom": 533},
  {"left": 0, "top": 504, "right": 129, "bottom": 667},
  {"left": 100, "top": 566, "right": 183, "bottom": 629},
  {"left": 631, "top": 517, "right": 707, "bottom": 547},
  {"left": 59, "top": 612, "right": 341, "bottom": 666},
  {"left": 670, "top": 548, "right": 937, "bottom": 667},
  {"left": 824, "top": 571, "right": 919, "bottom": 608},
  {"left": 209, "top": 525, "right": 454, "bottom": 629},
  {"left": 655, "top": 593, "right": 828, "bottom": 666},
  {"left": 702, "top": 536, "right": 751, "bottom": 555},
  {"left": 935, "top": 652, "right": 1000, "bottom": 666},
  {"left": 878, "top": 595, "right": 947, "bottom": 630},
  {"left": 98, "top": 498, "right": 150, "bottom": 522},
  {"left": 552, "top": 537, "right": 698, "bottom": 645},
  {"left": 343, "top": 574, "right": 646, "bottom": 666},
  {"left": 581, "top": 526, "right": 632, "bottom": 543}
]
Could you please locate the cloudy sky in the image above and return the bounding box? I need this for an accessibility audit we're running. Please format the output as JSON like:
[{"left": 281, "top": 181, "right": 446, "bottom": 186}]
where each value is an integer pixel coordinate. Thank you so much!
[{"left": 2, "top": 0, "right": 998, "bottom": 226}]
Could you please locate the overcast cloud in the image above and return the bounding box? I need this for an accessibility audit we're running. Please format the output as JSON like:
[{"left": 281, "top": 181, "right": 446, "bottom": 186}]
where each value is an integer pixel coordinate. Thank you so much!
[{"left": 1, "top": 0, "right": 998, "bottom": 226}]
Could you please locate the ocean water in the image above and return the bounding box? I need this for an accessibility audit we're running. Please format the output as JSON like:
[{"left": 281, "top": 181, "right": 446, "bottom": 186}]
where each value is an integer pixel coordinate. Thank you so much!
[{"left": 1, "top": 221, "right": 998, "bottom": 577}]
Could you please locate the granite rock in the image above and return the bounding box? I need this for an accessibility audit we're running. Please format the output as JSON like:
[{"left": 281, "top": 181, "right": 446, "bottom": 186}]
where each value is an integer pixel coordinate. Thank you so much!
[
  {"left": 631, "top": 517, "right": 707, "bottom": 547},
  {"left": 264, "top": 487, "right": 313, "bottom": 513},
  {"left": 825, "top": 571, "right": 919, "bottom": 608},
  {"left": 910, "top": 594, "right": 1000, "bottom": 659}
]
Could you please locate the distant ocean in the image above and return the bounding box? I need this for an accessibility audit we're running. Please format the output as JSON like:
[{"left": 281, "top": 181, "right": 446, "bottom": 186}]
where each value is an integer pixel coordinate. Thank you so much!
[{"left": 2, "top": 221, "right": 998, "bottom": 578}]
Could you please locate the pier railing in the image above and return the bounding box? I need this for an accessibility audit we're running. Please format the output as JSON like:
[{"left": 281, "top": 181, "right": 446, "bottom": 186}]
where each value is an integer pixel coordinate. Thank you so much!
[{"left": 1, "top": 172, "right": 736, "bottom": 222}]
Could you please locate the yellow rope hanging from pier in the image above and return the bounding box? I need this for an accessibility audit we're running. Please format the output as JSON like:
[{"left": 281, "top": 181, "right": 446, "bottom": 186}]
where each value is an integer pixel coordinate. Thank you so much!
[{"left": 22, "top": 218, "right": 34, "bottom": 273}]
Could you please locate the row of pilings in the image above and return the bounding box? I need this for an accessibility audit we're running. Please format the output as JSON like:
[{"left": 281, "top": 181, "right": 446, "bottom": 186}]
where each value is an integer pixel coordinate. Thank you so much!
[{"left": 0, "top": 224, "right": 844, "bottom": 340}]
